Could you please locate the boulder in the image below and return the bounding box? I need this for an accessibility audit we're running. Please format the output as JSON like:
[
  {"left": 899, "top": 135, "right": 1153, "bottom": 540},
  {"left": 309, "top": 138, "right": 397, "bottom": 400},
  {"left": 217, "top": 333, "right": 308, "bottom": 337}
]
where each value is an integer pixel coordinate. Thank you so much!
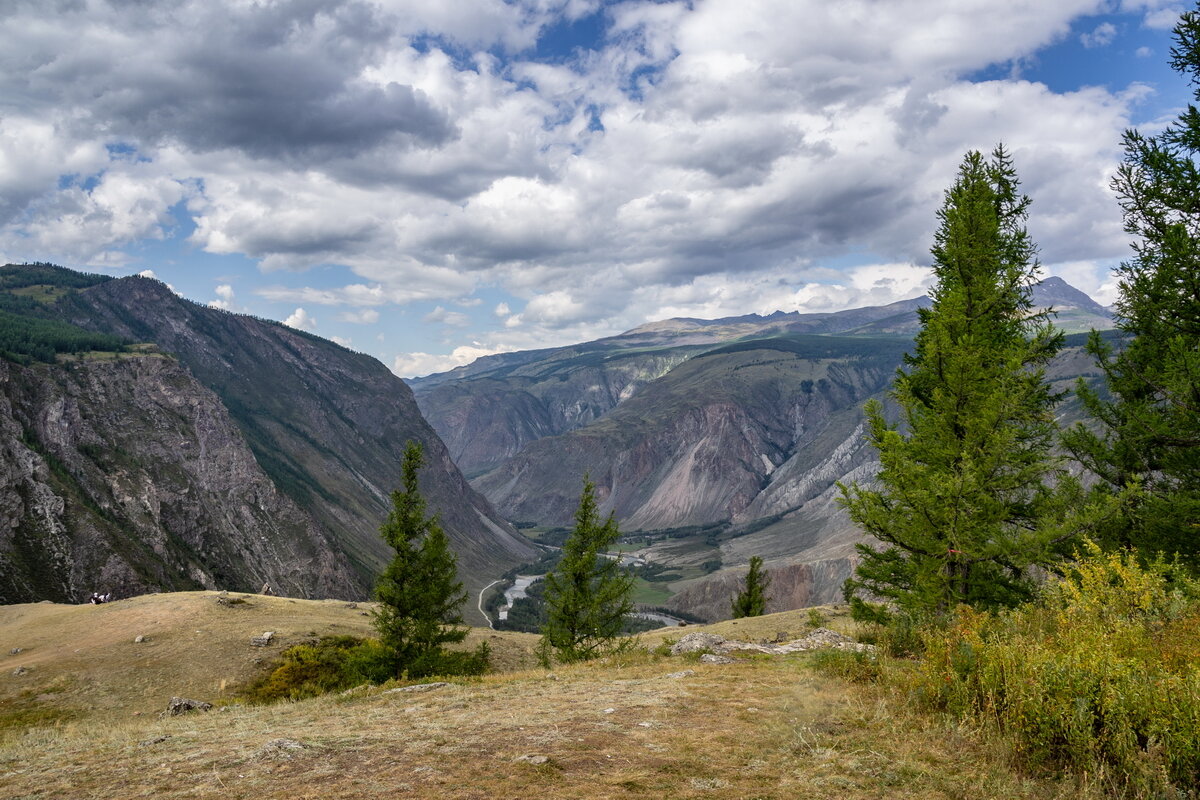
[
  {"left": 163, "top": 697, "right": 212, "bottom": 716},
  {"left": 669, "top": 632, "right": 727, "bottom": 655}
]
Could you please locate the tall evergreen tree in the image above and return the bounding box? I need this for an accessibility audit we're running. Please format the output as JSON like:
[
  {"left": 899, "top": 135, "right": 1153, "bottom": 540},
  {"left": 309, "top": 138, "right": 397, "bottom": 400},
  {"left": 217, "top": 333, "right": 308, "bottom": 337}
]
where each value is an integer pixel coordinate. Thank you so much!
[
  {"left": 731, "top": 555, "right": 771, "bottom": 618},
  {"left": 839, "top": 146, "right": 1069, "bottom": 622},
  {"left": 1063, "top": 8, "right": 1200, "bottom": 571},
  {"left": 539, "top": 478, "right": 634, "bottom": 664},
  {"left": 373, "top": 440, "right": 469, "bottom": 677}
]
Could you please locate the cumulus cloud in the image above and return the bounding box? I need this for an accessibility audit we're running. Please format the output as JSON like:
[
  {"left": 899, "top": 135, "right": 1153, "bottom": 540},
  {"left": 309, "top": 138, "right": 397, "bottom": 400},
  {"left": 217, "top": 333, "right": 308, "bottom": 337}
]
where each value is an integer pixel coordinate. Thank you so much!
[
  {"left": 1081, "top": 22, "right": 1118, "bottom": 47},
  {"left": 0, "top": 0, "right": 1178, "bottom": 366},
  {"left": 283, "top": 307, "right": 318, "bottom": 330},
  {"left": 393, "top": 343, "right": 515, "bottom": 378},
  {"left": 209, "top": 283, "right": 236, "bottom": 310}
]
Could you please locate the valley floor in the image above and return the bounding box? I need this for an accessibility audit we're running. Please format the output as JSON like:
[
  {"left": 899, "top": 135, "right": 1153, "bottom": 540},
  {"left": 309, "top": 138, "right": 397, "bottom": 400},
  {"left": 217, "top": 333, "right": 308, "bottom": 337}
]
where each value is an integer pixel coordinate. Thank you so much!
[{"left": 0, "top": 594, "right": 1088, "bottom": 799}]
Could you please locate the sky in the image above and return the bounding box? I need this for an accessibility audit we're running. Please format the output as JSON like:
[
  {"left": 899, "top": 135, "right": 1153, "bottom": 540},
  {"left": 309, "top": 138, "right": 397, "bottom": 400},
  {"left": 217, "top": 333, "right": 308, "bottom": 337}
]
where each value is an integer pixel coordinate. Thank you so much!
[{"left": 0, "top": 0, "right": 1193, "bottom": 377}]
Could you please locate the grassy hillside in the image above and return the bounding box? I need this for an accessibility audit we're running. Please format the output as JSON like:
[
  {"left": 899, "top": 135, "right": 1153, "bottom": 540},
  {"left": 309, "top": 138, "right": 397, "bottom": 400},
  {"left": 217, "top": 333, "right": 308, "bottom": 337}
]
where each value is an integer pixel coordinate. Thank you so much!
[{"left": 1, "top": 593, "right": 1095, "bottom": 799}]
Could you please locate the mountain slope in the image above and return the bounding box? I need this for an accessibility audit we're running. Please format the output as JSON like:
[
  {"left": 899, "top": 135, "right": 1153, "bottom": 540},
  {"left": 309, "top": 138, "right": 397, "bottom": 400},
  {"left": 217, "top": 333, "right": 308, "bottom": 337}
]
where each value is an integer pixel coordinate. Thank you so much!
[
  {"left": 473, "top": 334, "right": 911, "bottom": 531},
  {"left": 0, "top": 264, "right": 536, "bottom": 616},
  {"left": 58, "top": 275, "right": 537, "bottom": 605},
  {"left": 0, "top": 353, "right": 358, "bottom": 603}
]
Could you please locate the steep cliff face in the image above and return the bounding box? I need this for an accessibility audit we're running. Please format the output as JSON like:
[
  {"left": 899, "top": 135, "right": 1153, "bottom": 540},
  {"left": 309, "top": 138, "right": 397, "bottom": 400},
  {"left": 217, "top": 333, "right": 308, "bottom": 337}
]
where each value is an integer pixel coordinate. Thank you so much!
[
  {"left": 56, "top": 277, "right": 537, "bottom": 609},
  {"left": 473, "top": 335, "right": 910, "bottom": 529},
  {"left": 0, "top": 354, "right": 359, "bottom": 603},
  {"left": 410, "top": 297, "right": 930, "bottom": 477},
  {"left": 414, "top": 349, "right": 703, "bottom": 477}
]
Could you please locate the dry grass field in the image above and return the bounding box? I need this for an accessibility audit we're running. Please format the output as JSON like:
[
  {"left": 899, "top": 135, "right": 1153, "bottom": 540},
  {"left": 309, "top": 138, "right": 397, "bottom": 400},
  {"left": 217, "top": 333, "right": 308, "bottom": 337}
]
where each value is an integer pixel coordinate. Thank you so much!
[{"left": 0, "top": 593, "right": 1090, "bottom": 799}]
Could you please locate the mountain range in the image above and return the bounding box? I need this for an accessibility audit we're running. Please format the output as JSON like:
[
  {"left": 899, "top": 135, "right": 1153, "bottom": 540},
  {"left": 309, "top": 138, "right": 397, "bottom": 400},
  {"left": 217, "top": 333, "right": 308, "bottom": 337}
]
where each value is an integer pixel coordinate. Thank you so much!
[
  {"left": 0, "top": 263, "right": 1115, "bottom": 624},
  {"left": 412, "top": 277, "right": 1114, "bottom": 620}
]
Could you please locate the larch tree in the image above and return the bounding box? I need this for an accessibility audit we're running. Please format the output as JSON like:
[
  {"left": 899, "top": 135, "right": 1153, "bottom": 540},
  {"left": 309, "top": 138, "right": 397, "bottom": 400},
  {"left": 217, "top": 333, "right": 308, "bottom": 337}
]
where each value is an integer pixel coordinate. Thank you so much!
[
  {"left": 839, "top": 146, "right": 1071, "bottom": 623},
  {"left": 539, "top": 477, "right": 634, "bottom": 664},
  {"left": 731, "top": 555, "right": 771, "bottom": 618},
  {"left": 1063, "top": 7, "right": 1200, "bottom": 572},
  {"left": 373, "top": 440, "right": 470, "bottom": 677}
]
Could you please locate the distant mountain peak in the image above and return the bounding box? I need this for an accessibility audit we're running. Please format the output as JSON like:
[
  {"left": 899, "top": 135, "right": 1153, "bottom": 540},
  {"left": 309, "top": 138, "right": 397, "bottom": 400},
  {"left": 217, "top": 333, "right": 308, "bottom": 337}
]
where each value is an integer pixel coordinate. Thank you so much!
[{"left": 1030, "top": 276, "right": 1110, "bottom": 315}]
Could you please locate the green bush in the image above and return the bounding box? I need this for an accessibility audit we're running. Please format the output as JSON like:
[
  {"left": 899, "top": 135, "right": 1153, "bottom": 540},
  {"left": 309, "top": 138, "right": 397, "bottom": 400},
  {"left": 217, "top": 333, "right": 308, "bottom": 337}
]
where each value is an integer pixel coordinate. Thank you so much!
[
  {"left": 808, "top": 648, "right": 881, "bottom": 683},
  {"left": 241, "top": 636, "right": 491, "bottom": 704},
  {"left": 910, "top": 543, "right": 1200, "bottom": 796},
  {"left": 242, "top": 636, "right": 386, "bottom": 703}
]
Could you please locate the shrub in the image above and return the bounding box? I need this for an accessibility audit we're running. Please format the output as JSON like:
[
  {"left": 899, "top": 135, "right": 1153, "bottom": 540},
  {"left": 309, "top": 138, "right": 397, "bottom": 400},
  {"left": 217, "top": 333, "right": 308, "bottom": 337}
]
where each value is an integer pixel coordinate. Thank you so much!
[
  {"left": 242, "top": 636, "right": 387, "bottom": 704},
  {"left": 242, "top": 636, "right": 491, "bottom": 705},
  {"left": 911, "top": 543, "right": 1200, "bottom": 796}
]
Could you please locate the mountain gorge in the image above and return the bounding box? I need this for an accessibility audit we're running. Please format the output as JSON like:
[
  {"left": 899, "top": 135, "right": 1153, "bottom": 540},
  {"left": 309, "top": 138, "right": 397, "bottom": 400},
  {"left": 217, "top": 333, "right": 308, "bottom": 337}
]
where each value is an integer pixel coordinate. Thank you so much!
[
  {"left": 413, "top": 280, "right": 1114, "bottom": 620},
  {"left": 0, "top": 265, "right": 536, "bottom": 615}
]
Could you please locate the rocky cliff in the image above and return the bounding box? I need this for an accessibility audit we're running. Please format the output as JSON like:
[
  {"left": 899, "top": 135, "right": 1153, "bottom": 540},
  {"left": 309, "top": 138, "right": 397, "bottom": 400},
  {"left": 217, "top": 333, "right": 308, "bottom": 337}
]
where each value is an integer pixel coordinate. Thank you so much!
[
  {"left": 0, "top": 353, "right": 357, "bottom": 603},
  {"left": 0, "top": 266, "right": 536, "bottom": 616}
]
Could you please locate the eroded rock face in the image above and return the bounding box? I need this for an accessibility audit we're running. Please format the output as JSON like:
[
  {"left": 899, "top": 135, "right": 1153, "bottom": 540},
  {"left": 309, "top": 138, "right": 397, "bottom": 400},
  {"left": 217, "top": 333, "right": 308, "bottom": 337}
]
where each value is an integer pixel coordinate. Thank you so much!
[
  {"left": 0, "top": 355, "right": 359, "bottom": 603},
  {"left": 60, "top": 276, "right": 536, "bottom": 612}
]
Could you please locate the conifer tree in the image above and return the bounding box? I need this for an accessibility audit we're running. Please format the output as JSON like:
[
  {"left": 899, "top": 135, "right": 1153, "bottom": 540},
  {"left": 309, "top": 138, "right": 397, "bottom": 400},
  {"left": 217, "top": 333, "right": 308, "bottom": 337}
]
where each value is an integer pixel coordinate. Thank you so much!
[
  {"left": 1063, "top": 8, "right": 1200, "bottom": 571},
  {"left": 839, "top": 146, "right": 1069, "bottom": 623},
  {"left": 731, "top": 555, "right": 771, "bottom": 618},
  {"left": 373, "top": 440, "right": 469, "bottom": 677},
  {"left": 539, "top": 478, "right": 634, "bottom": 664}
]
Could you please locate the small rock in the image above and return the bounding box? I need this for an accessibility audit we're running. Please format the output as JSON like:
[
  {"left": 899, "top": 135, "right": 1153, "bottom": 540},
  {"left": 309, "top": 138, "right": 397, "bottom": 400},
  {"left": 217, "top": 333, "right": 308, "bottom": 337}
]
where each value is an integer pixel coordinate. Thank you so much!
[
  {"left": 384, "top": 681, "right": 449, "bottom": 694},
  {"left": 215, "top": 597, "right": 230, "bottom": 606},
  {"left": 162, "top": 697, "right": 212, "bottom": 716},
  {"left": 134, "top": 635, "right": 146, "bottom": 643},
  {"left": 603, "top": 707, "right": 616, "bottom": 714},
  {"left": 218, "top": 590, "right": 228, "bottom": 597},
  {"left": 514, "top": 754, "right": 549, "bottom": 765},
  {"left": 700, "top": 654, "right": 735, "bottom": 664},
  {"left": 9, "top": 647, "right": 21, "bottom": 655},
  {"left": 637, "top": 722, "right": 652, "bottom": 728},
  {"left": 250, "top": 631, "right": 275, "bottom": 647},
  {"left": 665, "top": 669, "right": 695, "bottom": 679},
  {"left": 773, "top": 631, "right": 790, "bottom": 643},
  {"left": 12, "top": 666, "right": 30, "bottom": 676},
  {"left": 138, "top": 735, "right": 171, "bottom": 747},
  {"left": 256, "top": 738, "right": 305, "bottom": 759},
  {"left": 690, "top": 777, "right": 729, "bottom": 791},
  {"left": 669, "top": 632, "right": 726, "bottom": 655}
]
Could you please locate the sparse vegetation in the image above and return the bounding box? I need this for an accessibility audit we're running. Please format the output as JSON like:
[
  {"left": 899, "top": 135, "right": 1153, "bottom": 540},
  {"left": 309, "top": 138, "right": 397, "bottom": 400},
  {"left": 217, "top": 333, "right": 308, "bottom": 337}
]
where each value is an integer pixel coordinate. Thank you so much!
[{"left": 895, "top": 545, "right": 1200, "bottom": 796}]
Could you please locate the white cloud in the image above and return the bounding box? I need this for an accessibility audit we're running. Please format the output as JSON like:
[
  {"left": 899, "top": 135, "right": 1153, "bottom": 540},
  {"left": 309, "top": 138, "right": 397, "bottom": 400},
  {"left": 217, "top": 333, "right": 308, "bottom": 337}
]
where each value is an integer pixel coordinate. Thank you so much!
[
  {"left": 1081, "top": 22, "right": 1118, "bottom": 48},
  {"left": 210, "top": 283, "right": 235, "bottom": 309},
  {"left": 283, "top": 307, "right": 317, "bottom": 330},
  {"left": 339, "top": 308, "right": 381, "bottom": 324},
  {"left": 0, "top": 0, "right": 1172, "bottom": 365},
  {"left": 1136, "top": 46, "right": 1154, "bottom": 57},
  {"left": 423, "top": 305, "right": 470, "bottom": 326},
  {"left": 392, "top": 343, "right": 515, "bottom": 378}
]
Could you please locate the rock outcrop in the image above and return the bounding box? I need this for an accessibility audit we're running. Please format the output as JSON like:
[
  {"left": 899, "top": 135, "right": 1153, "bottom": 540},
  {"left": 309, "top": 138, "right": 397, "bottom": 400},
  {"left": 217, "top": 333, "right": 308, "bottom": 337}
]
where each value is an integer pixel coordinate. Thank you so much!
[
  {"left": 0, "top": 265, "right": 537, "bottom": 617},
  {"left": 0, "top": 354, "right": 357, "bottom": 603}
]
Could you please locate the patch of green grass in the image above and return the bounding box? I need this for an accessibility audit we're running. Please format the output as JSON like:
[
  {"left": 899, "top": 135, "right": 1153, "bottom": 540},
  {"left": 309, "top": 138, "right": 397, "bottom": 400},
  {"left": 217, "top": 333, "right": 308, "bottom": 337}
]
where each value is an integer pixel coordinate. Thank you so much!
[
  {"left": 9, "top": 284, "right": 70, "bottom": 304},
  {"left": 630, "top": 577, "right": 672, "bottom": 605}
]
